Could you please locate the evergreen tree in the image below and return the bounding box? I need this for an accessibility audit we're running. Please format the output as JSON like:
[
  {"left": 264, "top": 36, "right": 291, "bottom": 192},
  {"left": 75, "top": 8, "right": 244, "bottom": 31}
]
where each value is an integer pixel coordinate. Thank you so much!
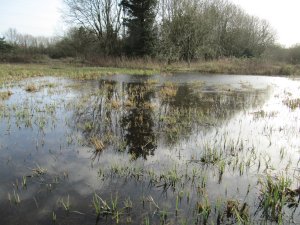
[
  {"left": 0, "top": 37, "right": 13, "bottom": 54},
  {"left": 121, "top": 0, "right": 157, "bottom": 56}
]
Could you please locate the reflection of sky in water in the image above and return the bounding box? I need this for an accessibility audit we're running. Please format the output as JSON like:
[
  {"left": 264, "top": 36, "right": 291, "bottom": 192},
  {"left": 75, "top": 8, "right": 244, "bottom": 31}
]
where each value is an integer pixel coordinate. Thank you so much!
[{"left": 0, "top": 75, "right": 300, "bottom": 224}]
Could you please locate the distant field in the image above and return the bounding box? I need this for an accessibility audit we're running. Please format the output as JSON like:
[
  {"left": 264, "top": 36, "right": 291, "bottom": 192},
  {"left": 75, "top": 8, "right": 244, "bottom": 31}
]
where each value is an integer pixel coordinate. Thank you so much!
[
  {"left": 0, "top": 58, "right": 299, "bottom": 84},
  {"left": 0, "top": 63, "right": 158, "bottom": 84}
]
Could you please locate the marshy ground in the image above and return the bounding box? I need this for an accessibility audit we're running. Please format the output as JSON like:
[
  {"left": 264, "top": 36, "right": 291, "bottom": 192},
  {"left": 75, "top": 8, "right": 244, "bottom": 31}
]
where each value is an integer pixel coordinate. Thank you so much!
[{"left": 0, "top": 73, "right": 300, "bottom": 224}]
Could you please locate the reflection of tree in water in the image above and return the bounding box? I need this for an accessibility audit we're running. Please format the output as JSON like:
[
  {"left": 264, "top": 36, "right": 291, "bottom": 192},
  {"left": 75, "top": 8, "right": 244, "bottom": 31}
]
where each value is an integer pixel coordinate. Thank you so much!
[
  {"left": 72, "top": 80, "right": 122, "bottom": 161},
  {"left": 87, "top": 80, "right": 119, "bottom": 136},
  {"left": 72, "top": 79, "right": 270, "bottom": 159},
  {"left": 121, "top": 83, "right": 157, "bottom": 159},
  {"left": 157, "top": 84, "right": 270, "bottom": 145},
  {"left": 73, "top": 79, "right": 157, "bottom": 160}
]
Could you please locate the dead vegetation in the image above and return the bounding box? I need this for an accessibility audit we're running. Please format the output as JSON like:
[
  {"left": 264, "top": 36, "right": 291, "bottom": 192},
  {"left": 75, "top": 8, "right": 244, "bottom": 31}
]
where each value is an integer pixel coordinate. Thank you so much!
[
  {"left": 0, "top": 90, "right": 13, "bottom": 100},
  {"left": 25, "top": 84, "right": 38, "bottom": 92},
  {"left": 90, "top": 136, "right": 105, "bottom": 152}
]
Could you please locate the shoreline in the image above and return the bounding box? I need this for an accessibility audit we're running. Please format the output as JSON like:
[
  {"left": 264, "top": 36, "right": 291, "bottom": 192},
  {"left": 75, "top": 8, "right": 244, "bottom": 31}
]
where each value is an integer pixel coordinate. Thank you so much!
[{"left": 0, "top": 59, "right": 299, "bottom": 84}]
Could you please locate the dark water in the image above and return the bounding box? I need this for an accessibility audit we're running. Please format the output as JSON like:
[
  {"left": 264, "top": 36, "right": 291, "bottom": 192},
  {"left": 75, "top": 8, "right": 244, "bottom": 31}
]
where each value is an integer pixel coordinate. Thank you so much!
[{"left": 0, "top": 74, "right": 300, "bottom": 224}]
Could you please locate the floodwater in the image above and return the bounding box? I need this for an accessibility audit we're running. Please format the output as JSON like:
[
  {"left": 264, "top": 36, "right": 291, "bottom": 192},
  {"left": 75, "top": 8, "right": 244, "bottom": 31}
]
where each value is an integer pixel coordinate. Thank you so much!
[{"left": 0, "top": 74, "right": 300, "bottom": 224}]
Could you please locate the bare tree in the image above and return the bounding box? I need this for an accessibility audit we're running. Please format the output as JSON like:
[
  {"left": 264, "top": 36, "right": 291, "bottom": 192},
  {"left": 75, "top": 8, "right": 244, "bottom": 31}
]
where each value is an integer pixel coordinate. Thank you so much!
[
  {"left": 63, "top": 0, "right": 123, "bottom": 54},
  {"left": 4, "top": 28, "right": 56, "bottom": 48},
  {"left": 157, "top": 0, "right": 275, "bottom": 61},
  {"left": 5, "top": 28, "right": 19, "bottom": 45}
]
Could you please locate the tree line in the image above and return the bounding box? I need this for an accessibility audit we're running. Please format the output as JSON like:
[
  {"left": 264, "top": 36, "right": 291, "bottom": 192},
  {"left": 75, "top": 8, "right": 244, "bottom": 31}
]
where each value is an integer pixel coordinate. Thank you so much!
[{"left": 0, "top": 0, "right": 299, "bottom": 64}]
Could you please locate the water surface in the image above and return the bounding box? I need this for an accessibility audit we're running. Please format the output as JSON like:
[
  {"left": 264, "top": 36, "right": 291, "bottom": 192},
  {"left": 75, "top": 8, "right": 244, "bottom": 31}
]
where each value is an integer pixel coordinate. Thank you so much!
[{"left": 0, "top": 74, "right": 300, "bottom": 224}]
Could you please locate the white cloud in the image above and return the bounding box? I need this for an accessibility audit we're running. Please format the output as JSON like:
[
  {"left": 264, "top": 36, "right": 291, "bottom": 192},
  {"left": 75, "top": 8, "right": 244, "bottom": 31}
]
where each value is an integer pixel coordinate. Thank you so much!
[
  {"left": 230, "top": 0, "right": 300, "bottom": 47},
  {"left": 0, "top": 0, "right": 63, "bottom": 37}
]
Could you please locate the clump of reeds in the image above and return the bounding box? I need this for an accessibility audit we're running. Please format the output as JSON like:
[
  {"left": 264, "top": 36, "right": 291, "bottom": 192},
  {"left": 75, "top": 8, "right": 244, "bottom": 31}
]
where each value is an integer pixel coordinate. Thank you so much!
[
  {"left": 282, "top": 98, "right": 300, "bottom": 110},
  {"left": 145, "top": 79, "right": 159, "bottom": 85},
  {"left": 251, "top": 110, "right": 278, "bottom": 119},
  {"left": 32, "top": 165, "right": 47, "bottom": 177},
  {"left": 0, "top": 90, "right": 13, "bottom": 100},
  {"left": 258, "top": 174, "right": 298, "bottom": 222},
  {"left": 111, "top": 100, "right": 121, "bottom": 109},
  {"left": 159, "top": 85, "right": 177, "bottom": 99},
  {"left": 125, "top": 99, "right": 134, "bottom": 108},
  {"left": 90, "top": 136, "right": 105, "bottom": 152},
  {"left": 200, "top": 146, "right": 222, "bottom": 165},
  {"left": 143, "top": 102, "right": 156, "bottom": 110},
  {"left": 197, "top": 196, "right": 211, "bottom": 224},
  {"left": 25, "top": 84, "right": 38, "bottom": 92},
  {"left": 226, "top": 200, "right": 249, "bottom": 223}
]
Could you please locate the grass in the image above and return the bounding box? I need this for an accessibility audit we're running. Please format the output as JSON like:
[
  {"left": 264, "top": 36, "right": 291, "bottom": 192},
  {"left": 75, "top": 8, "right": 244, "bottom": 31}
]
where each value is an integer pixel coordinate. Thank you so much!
[
  {"left": 200, "top": 145, "right": 222, "bottom": 165},
  {"left": 21, "top": 176, "right": 27, "bottom": 189},
  {"left": 111, "top": 100, "right": 121, "bottom": 109},
  {"left": 123, "top": 197, "right": 133, "bottom": 211},
  {"left": 92, "top": 193, "right": 121, "bottom": 223},
  {"left": 257, "top": 174, "right": 298, "bottom": 223},
  {"left": 25, "top": 83, "right": 38, "bottom": 92},
  {"left": 1, "top": 57, "right": 299, "bottom": 85},
  {"left": 167, "top": 58, "right": 300, "bottom": 76},
  {"left": 8, "top": 191, "right": 21, "bottom": 205},
  {"left": 251, "top": 110, "right": 278, "bottom": 119},
  {"left": 226, "top": 200, "right": 249, "bottom": 224},
  {"left": 52, "top": 211, "right": 57, "bottom": 223},
  {"left": 90, "top": 136, "right": 105, "bottom": 152},
  {"left": 0, "top": 63, "right": 158, "bottom": 84},
  {"left": 60, "top": 195, "right": 71, "bottom": 212},
  {"left": 0, "top": 90, "right": 13, "bottom": 100},
  {"left": 196, "top": 196, "right": 211, "bottom": 224},
  {"left": 283, "top": 98, "right": 300, "bottom": 110},
  {"left": 31, "top": 165, "right": 47, "bottom": 176},
  {"left": 159, "top": 85, "right": 178, "bottom": 99}
]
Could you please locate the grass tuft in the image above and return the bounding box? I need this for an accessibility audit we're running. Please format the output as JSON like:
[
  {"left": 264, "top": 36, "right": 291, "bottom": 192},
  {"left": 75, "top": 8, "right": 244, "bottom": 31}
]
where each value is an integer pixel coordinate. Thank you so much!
[
  {"left": 258, "top": 174, "right": 298, "bottom": 222},
  {"left": 90, "top": 137, "right": 105, "bottom": 152},
  {"left": 0, "top": 90, "right": 13, "bottom": 100},
  {"left": 283, "top": 98, "right": 300, "bottom": 110},
  {"left": 25, "top": 84, "right": 38, "bottom": 92}
]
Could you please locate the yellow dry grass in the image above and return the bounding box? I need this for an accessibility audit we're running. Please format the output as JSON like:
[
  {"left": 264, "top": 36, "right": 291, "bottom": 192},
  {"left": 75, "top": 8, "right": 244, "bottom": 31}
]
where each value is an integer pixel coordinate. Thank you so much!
[{"left": 90, "top": 137, "right": 105, "bottom": 152}]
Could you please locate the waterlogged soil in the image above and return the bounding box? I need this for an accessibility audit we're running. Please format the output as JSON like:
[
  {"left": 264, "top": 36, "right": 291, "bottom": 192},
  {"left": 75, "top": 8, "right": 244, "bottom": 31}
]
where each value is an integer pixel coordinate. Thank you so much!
[{"left": 0, "top": 74, "right": 300, "bottom": 225}]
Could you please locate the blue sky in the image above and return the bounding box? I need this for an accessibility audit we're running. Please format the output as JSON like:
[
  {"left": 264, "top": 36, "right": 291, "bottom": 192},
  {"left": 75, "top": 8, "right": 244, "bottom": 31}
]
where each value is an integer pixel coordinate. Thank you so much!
[{"left": 0, "top": 0, "right": 299, "bottom": 47}]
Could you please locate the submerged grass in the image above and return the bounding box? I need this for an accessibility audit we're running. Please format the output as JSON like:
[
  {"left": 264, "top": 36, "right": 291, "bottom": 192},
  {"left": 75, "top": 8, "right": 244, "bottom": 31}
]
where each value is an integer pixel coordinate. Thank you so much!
[
  {"left": 257, "top": 174, "right": 298, "bottom": 223},
  {"left": 1, "top": 69, "right": 300, "bottom": 224},
  {"left": 283, "top": 98, "right": 300, "bottom": 110},
  {"left": 225, "top": 200, "right": 249, "bottom": 224}
]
